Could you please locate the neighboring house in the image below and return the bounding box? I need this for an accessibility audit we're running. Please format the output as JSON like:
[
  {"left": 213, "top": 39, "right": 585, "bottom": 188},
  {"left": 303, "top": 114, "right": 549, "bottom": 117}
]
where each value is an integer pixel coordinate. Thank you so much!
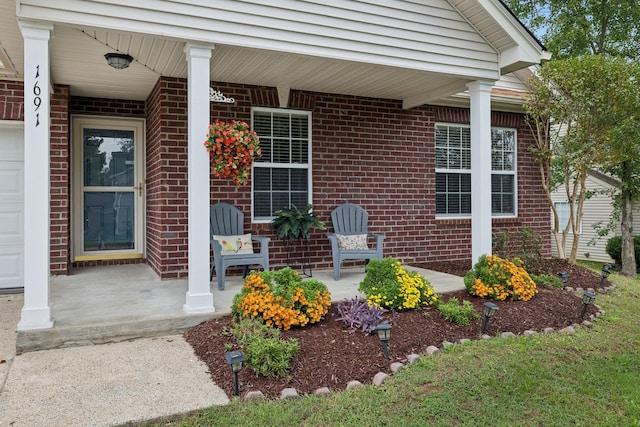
[
  {"left": 0, "top": 0, "right": 550, "bottom": 330},
  {"left": 550, "top": 170, "right": 640, "bottom": 263}
]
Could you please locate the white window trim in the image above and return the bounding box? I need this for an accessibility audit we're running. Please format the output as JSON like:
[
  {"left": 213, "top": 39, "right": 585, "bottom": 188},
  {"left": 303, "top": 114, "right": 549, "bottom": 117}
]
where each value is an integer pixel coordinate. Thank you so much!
[
  {"left": 435, "top": 123, "right": 518, "bottom": 220},
  {"left": 250, "top": 107, "right": 313, "bottom": 223}
]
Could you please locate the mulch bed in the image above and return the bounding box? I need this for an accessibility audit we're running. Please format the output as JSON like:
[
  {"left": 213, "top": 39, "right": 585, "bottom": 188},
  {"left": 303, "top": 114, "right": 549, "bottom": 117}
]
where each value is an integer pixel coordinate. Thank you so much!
[{"left": 184, "top": 258, "right": 611, "bottom": 400}]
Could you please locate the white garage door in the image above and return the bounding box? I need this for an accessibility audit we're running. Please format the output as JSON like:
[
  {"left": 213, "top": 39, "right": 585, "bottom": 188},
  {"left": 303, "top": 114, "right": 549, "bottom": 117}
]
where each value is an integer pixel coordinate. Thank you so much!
[{"left": 0, "top": 124, "right": 24, "bottom": 289}]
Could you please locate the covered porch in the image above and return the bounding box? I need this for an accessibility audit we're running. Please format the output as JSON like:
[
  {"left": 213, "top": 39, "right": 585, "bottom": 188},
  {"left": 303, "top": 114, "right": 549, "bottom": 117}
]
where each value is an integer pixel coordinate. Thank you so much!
[{"left": 14, "top": 264, "right": 464, "bottom": 354}]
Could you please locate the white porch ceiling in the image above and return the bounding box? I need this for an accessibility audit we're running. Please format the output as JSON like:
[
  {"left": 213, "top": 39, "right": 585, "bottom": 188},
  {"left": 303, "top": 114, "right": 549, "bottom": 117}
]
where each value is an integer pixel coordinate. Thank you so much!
[{"left": 0, "top": 0, "right": 537, "bottom": 109}]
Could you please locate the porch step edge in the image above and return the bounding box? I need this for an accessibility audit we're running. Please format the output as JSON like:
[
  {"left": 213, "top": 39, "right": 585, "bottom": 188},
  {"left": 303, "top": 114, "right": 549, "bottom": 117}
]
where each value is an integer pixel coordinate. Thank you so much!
[{"left": 15, "top": 313, "right": 220, "bottom": 354}]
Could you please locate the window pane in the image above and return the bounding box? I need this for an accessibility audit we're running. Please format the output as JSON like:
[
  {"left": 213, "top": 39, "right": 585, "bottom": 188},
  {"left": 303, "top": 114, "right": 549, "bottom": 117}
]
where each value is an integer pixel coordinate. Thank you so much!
[
  {"left": 254, "top": 193, "right": 272, "bottom": 217},
  {"left": 435, "top": 147, "right": 447, "bottom": 169},
  {"left": 291, "top": 115, "right": 308, "bottom": 139},
  {"left": 491, "top": 174, "right": 514, "bottom": 214},
  {"left": 256, "top": 137, "right": 272, "bottom": 163},
  {"left": 273, "top": 114, "right": 290, "bottom": 138},
  {"left": 253, "top": 168, "right": 271, "bottom": 191},
  {"left": 272, "top": 169, "right": 290, "bottom": 191},
  {"left": 84, "top": 129, "right": 134, "bottom": 187},
  {"left": 291, "top": 139, "right": 307, "bottom": 164},
  {"left": 84, "top": 191, "right": 134, "bottom": 251},
  {"left": 449, "top": 127, "right": 461, "bottom": 148},
  {"left": 291, "top": 169, "right": 308, "bottom": 191}
]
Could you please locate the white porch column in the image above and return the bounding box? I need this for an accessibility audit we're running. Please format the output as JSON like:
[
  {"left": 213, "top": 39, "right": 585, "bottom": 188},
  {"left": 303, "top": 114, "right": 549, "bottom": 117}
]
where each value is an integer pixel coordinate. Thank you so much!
[
  {"left": 18, "top": 21, "right": 54, "bottom": 330},
  {"left": 184, "top": 44, "right": 214, "bottom": 313},
  {"left": 468, "top": 81, "right": 494, "bottom": 265}
]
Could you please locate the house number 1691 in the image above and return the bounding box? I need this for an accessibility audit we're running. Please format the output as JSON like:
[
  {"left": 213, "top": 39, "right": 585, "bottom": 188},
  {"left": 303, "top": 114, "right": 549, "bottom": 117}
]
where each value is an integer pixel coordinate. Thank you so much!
[{"left": 33, "top": 65, "right": 41, "bottom": 127}]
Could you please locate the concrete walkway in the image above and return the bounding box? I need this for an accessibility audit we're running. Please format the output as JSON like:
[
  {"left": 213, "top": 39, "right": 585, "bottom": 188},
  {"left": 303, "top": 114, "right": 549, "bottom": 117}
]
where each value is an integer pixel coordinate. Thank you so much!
[{"left": 0, "top": 265, "right": 464, "bottom": 426}]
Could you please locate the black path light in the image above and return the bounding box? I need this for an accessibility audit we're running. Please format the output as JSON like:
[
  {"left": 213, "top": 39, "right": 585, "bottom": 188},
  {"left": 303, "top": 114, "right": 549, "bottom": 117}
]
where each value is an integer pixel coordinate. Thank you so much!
[
  {"left": 375, "top": 323, "right": 392, "bottom": 360},
  {"left": 224, "top": 350, "right": 246, "bottom": 396},
  {"left": 481, "top": 302, "right": 499, "bottom": 334},
  {"left": 580, "top": 291, "right": 597, "bottom": 319},
  {"left": 557, "top": 272, "right": 569, "bottom": 286},
  {"left": 599, "top": 263, "right": 612, "bottom": 288}
]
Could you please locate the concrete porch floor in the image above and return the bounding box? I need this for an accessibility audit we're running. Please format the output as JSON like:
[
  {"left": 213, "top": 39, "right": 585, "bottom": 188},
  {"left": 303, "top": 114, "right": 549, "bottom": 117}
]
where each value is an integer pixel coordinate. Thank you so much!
[{"left": 15, "top": 264, "right": 465, "bottom": 354}]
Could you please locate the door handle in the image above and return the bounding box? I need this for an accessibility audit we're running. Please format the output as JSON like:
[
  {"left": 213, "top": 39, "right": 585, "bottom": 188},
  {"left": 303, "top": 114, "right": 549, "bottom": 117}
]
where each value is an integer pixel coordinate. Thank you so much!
[{"left": 134, "top": 181, "right": 144, "bottom": 197}]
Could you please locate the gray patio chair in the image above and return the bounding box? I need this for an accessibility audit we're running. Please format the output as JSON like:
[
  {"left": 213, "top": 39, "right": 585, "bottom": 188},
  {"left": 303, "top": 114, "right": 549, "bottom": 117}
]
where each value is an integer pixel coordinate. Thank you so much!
[
  {"left": 327, "top": 203, "right": 384, "bottom": 280},
  {"left": 210, "top": 202, "right": 270, "bottom": 290}
]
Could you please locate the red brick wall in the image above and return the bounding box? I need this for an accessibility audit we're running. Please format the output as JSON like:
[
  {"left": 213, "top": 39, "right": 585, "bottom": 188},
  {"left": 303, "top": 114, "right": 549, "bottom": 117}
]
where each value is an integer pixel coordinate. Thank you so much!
[
  {"left": 69, "top": 96, "right": 145, "bottom": 117},
  {"left": 145, "top": 77, "right": 189, "bottom": 278},
  {"left": 0, "top": 81, "right": 23, "bottom": 120},
  {"left": 50, "top": 85, "right": 70, "bottom": 274}
]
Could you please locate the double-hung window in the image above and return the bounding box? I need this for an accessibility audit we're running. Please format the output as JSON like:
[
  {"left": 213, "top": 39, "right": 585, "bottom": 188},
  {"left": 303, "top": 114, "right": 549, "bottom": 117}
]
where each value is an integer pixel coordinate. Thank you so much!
[
  {"left": 251, "top": 108, "right": 311, "bottom": 222},
  {"left": 435, "top": 124, "right": 472, "bottom": 215},
  {"left": 491, "top": 128, "right": 516, "bottom": 216},
  {"left": 435, "top": 123, "right": 517, "bottom": 217}
]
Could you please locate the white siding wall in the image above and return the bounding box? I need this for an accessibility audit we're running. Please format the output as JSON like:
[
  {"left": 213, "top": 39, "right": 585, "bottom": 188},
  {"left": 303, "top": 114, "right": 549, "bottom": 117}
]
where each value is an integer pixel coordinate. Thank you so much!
[
  {"left": 18, "top": 0, "right": 499, "bottom": 79},
  {"left": 550, "top": 173, "right": 640, "bottom": 263}
]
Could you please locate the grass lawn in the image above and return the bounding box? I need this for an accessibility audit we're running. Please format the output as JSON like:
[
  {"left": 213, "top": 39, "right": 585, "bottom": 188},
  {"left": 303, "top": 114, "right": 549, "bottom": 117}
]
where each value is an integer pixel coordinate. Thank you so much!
[{"left": 148, "top": 264, "right": 640, "bottom": 427}]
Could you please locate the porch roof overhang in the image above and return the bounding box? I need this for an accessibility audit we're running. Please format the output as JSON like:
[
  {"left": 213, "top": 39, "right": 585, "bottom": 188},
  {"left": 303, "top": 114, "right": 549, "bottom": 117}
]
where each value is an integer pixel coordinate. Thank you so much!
[{"left": 1, "top": 0, "right": 548, "bottom": 110}]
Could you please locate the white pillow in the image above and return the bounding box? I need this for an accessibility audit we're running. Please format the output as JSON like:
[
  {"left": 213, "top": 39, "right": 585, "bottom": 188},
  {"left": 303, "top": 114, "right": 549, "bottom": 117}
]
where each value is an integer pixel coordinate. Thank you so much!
[
  {"left": 213, "top": 234, "right": 254, "bottom": 255},
  {"left": 336, "top": 234, "right": 369, "bottom": 250}
]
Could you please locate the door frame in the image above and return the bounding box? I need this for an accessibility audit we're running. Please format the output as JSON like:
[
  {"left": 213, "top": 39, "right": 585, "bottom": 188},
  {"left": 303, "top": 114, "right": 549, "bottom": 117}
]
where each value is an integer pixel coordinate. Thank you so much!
[{"left": 71, "top": 115, "right": 146, "bottom": 261}]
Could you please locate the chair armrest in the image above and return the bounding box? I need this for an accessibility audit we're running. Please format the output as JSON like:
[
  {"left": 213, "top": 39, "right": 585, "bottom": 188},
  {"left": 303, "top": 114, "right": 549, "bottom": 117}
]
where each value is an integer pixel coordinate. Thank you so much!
[
  {"left": 251, "top": 235, "right": 271, "bottom": 255},
  {"left": 327, "top": 233, "right": 339, "bottom": 251},
  {"left": 368, "top": 233, "right": 384, "bottom": 258}
]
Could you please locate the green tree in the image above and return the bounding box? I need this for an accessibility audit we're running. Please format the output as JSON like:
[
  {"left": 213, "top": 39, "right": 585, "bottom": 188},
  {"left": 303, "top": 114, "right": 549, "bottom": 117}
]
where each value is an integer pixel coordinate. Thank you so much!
[
  {"left": 506, "top": 0, "right": 640, "bottom": 60},
  {"left": 524, "top": 56, "right": 640, "bottom": 268}
]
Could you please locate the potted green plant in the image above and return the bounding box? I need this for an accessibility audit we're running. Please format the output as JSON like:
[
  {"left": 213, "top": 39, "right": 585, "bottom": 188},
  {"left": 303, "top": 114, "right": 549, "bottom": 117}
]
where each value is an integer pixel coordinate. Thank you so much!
[
  {"left": 269, "top": 204, "right": 325, "bottom": 242},
  {"left": 270, "top": 204, "right": 325, "bottom": 276}
]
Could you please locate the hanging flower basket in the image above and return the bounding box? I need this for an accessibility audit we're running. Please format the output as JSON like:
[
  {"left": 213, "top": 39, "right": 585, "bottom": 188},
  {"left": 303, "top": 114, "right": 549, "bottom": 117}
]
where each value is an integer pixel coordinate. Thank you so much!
[{"left": 204, "top": 119, "right": 261, "bottom": 186}]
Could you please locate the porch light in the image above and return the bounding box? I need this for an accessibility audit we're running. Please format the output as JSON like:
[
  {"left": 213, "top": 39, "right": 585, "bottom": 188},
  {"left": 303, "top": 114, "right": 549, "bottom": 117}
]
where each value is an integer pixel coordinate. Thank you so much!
[
  {"left": 580, "top": 291, "right": 596, "bottom": 319},
  {"left": 481, "top": 302, "right": 499, "bottom": 334},
  {"left": 375, "top": 323, "right": 392, "bottom": 360},
  {"left": 557, "top": 272, "right": 569, "bottom": 286},
  {"left": 224, "top": 350, "right": 246, "bottom": 396},
  {"left": 104, "top": 52, "right": 133, "bottom": 69},
  {"left": 599, "top": 263, "right": 612, "bottom": 288}
]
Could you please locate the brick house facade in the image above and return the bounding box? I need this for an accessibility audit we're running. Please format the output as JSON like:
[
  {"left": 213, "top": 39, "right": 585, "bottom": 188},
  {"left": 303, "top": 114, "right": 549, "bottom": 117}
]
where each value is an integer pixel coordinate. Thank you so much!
[{"left": 2, "top": 77, "right": 550, "bottom": 280}]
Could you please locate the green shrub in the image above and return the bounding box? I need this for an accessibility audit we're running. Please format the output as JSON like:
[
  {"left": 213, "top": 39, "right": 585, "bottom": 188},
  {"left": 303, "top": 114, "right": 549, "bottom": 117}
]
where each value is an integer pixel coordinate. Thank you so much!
[
  {"left": 245, "top": 335, "right": 300, "bottom": 378},
  {"left": 231, "top": 268, "right": 331, "bottom": 330},
  {"left": 492, "top": 227, "right": 542, "bottom": 270},
  {"left": 530, "top": 273, "right": 563, "bottom": 288},
  {"left": 359, "top": 257, "right": 438, "bottom": 310},
  {"left": 605, "top": 235, "right": 640, "bottom": 266},
  {"left": 230, "top": 317, "right": 299, "bottom": 378},
  {"left": 437, "top": 297, "right": 480, "bottom": 326},
  {"left": 464, "top": 255, "right": 537, "bottom": 301}
]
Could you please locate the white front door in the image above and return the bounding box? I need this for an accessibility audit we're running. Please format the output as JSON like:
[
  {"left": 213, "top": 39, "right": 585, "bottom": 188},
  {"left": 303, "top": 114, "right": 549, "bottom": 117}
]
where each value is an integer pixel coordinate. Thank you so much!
[
  {"left": 72, "top": 116, "right": 145, "bottom": 261},
  {"left": 0, "top": 123, "right": 24, "bottom": 289}
]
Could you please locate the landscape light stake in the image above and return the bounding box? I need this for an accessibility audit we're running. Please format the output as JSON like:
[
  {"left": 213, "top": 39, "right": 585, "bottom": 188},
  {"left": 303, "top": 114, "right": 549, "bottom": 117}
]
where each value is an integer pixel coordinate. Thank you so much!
[
  {"left": 224, "top": 350, "right": 246, "bottom": 396},
  {"left": 580, "top": 291, "right": 596, "bottom": 319},
  {"left": 375, "top": 323, "right": 392, "bottom": 360},
  {"left": 557, "top": 272, "right": 569, "bottom": 287},
  {"left": 481, "top": 302, "right": 499, "bottom": 335},
  {"left": 599, "top": 263, "right": 612, "bottom": 288}
]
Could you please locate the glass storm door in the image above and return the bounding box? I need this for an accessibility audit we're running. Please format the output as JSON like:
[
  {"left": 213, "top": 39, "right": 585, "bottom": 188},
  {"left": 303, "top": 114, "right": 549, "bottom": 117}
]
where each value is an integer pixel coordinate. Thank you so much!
[{"left": 72, "top": 117, "right": 145, "bottom": 261}]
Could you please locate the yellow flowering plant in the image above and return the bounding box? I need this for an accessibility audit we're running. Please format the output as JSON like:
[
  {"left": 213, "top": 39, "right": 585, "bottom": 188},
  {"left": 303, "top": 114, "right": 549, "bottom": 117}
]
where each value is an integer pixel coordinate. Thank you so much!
[
  {"left": 358, "top": 258, "right": 438, "bottom": 310},
  {"left": 231, "top": 268, "right": 331, "bottom": 330},
  {"left": 204, "top": 119, "right": 261, "bottom": 186},
  {"left": 464, "top": 255, "right": 538, "bottom": 301}
]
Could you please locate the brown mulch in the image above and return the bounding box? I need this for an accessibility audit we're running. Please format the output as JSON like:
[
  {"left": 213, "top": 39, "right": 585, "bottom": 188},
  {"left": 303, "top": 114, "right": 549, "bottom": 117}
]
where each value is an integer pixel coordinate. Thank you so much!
[{"left": 184, "top": 258, "right": 611, "bottom": 400}]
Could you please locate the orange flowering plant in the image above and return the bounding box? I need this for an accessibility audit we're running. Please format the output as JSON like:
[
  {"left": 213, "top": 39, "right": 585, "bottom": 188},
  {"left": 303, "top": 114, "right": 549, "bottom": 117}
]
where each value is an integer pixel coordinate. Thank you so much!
[
  {"left": 464, "top": 255, "right": 538, "bottom": 301},
  {"left": 231, "top": 268, "right": 331, "bottom": 330},
  {"left": 204, "top": 119, "right": 261, "bottom": 186}
]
